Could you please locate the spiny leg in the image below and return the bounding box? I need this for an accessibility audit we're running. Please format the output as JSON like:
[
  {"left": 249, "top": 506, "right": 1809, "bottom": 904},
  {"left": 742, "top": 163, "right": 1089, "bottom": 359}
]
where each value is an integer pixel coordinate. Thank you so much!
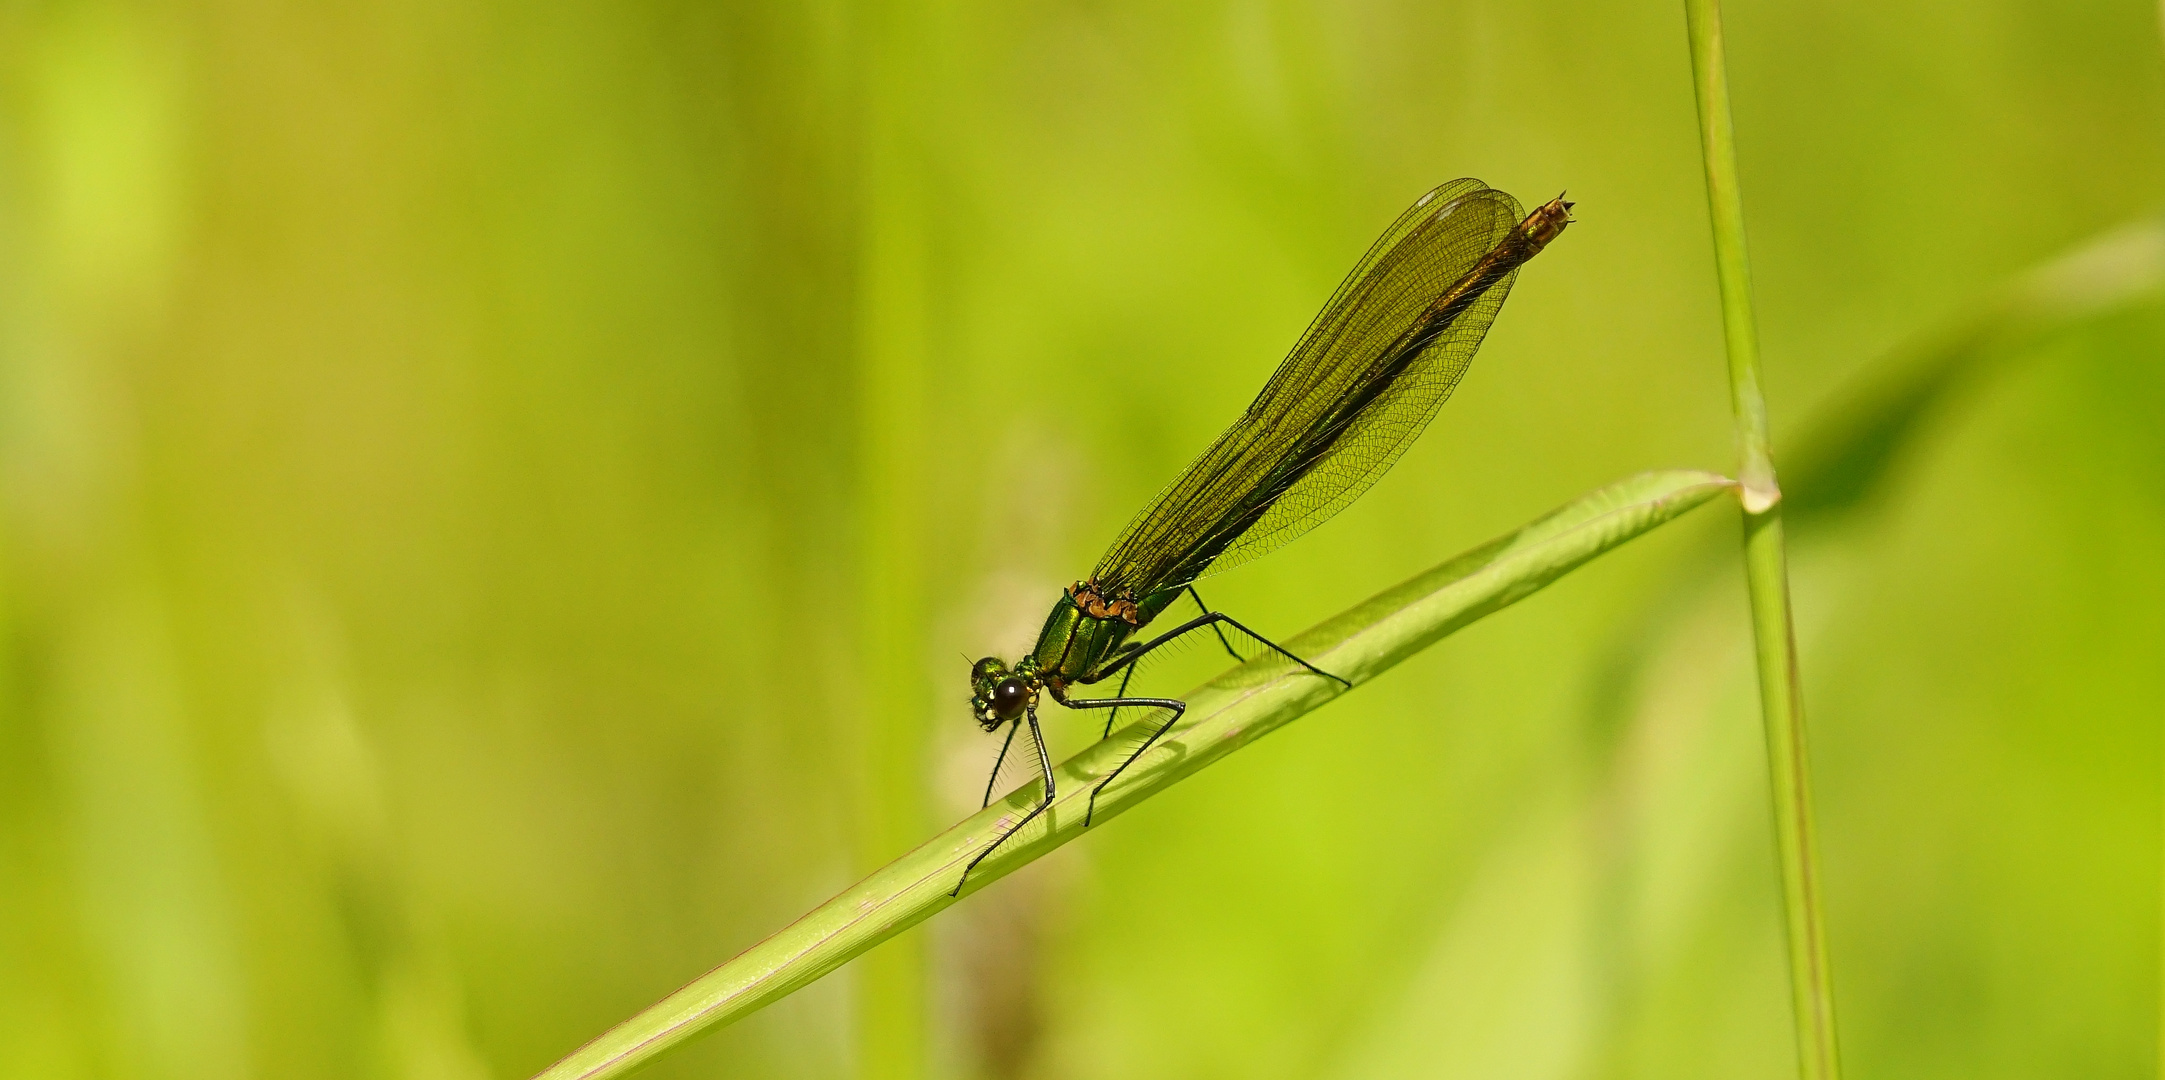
[
  {"left": 1186, "top": 585, "right": 1245, "bottom": 663},
  {"left": 1100, "top": 665, "right": 1136, "bottom": 740},
  {"left": 1055, "top": 692, "right": 1186, "bottom": 827},
  {"left": 1064, "top": 608, "right": 1347, "bottom": 827},
  {"left": 1089, "top": 593, "right": 1257, "bottom": 745},
  {"left": 954, "top": 705, "right": 1055, "bottom": 896},
  {"left": 979, "top": 718, "right": 1021, "bottom": 809},
  {"left": 1082, "top": 609, "right": 1351, "bottom": 691}
]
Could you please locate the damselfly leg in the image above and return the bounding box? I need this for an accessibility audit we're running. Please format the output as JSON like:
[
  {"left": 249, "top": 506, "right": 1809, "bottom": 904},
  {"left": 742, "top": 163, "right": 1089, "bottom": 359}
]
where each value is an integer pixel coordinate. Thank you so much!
[
  {"left": 1098, "top": 587, "right": 1256, "bottom": 739},
  {"left": 1101, "top": 667, "right": 1136, "bottom": 740},
  {"left": 1085, "top": 608, "right": 1349, "bottom": 691},
  {"left": 954, "top": 705, "right": 1055, "bottom": 896},
  {"left": 1069, "top": 608, "right": 1350, "bottom": 825},
  {"left": 1054, "top": 687, "right": 1185, "bottom": 827},
  {"left": 1188, "top": 585, "right": 1246, "bottom": 663},
  {"left": 979, "top": 719, "right": 1021, "bottom": 809}
]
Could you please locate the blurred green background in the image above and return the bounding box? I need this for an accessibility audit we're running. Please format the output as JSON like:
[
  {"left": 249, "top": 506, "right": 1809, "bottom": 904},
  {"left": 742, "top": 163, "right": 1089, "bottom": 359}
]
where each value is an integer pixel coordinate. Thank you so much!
[{"left": 3, "top": 0, "right": 2162, "bottom": 1077}]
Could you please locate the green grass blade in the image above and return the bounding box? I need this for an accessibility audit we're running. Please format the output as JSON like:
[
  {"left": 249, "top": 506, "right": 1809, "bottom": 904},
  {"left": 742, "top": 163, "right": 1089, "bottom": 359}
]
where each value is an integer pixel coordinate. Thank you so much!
[
  {"left": 530, "top": 470, "right": 1734, "bottom": 1080},
  {"left": 855, "top": 4, "right": 935, "bottom": 1073},
  {"left": 1682, "top": 2, "right": 1841, "bottom": 1078}
]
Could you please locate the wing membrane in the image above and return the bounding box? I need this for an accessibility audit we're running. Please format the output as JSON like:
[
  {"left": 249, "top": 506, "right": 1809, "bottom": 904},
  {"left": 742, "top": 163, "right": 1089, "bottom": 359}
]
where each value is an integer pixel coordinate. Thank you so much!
[{"left": 1092, "top": 179, "right": 1529, "bottom": 602}]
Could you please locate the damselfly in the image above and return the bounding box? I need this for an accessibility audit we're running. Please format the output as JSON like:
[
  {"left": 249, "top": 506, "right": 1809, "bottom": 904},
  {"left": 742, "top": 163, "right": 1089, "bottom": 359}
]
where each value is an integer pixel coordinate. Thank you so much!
[{"left": 960, "top": 179, "right": 1572, "bottom": 893}]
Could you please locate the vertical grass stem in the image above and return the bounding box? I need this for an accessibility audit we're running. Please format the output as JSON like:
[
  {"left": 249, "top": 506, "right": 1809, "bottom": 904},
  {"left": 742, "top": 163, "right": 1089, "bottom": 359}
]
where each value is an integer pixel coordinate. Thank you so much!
[
  {"left": 1681, "top": 3, "right": 1842, "bottom": 1078},
  {"left": 856, "top": 3, "right": 931, "bottom": 1076}
]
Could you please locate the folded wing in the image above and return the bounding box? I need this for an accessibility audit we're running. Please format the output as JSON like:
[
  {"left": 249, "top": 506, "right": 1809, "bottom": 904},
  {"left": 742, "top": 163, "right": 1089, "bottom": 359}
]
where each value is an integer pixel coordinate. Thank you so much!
[{"left": 1091, "top": 179, "right": 1529, "bottom": 603}]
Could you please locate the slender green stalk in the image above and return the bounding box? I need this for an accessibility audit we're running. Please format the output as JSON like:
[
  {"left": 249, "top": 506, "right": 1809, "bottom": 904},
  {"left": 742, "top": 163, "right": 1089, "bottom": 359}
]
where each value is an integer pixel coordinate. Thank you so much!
[
  {"left": 530, "top": 470, "right": 1733, "bottom": 1080},
  {"left": 856, "top": 4, "right": 933, "bottom": 1077},
  {"left": 1681, "top": 3, "right": 1841, "bottom": 1078}
]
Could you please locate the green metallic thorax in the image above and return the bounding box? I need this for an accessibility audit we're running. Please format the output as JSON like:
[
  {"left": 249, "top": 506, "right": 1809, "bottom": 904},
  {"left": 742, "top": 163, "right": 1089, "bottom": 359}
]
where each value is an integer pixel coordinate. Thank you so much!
[{"left": 1028, "top": 586, "right": 1181, "bottom": 686}]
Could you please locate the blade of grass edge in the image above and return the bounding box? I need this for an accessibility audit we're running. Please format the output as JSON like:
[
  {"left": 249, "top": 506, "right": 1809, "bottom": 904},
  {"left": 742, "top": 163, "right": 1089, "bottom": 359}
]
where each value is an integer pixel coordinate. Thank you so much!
[
  {"left": 1681, "top": 3, "right": 1842, "bottom": 1079},
  {"left": 531, "top": 469, "right": 1734, "bottom": 1080}
]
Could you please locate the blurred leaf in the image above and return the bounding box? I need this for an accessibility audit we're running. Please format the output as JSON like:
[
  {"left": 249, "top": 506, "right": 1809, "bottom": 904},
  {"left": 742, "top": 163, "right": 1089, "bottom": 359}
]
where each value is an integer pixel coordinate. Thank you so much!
[
  {"left": 534, "top": 470, "right": 1733, "bottom": 1080},
  {"left": 1786, "top": 215, "right": 2165, "bottom": 522}
]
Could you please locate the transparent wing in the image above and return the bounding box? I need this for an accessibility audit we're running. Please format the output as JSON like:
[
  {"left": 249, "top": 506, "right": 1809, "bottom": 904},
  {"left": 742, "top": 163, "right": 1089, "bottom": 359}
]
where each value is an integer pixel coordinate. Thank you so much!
[{"left": 1091, "top": 179, "right": 1528, "bottom": 601}]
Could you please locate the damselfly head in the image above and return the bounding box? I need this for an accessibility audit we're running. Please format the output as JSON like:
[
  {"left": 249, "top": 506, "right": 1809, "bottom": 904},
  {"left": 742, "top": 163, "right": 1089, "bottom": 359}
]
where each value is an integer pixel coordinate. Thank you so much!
[{"left": 970, "top": 657, "right": 1032, "bottom": 729}]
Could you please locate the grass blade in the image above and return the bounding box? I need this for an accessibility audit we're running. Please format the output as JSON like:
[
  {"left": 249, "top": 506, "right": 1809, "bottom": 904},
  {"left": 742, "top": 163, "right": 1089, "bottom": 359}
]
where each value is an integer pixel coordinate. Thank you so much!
[
  {"left": 530, "top": 469, "right": 1734, "bottom": 1080},
  {"left": 1682, "top": 2, "right": 1841, "bottom": 1077}
]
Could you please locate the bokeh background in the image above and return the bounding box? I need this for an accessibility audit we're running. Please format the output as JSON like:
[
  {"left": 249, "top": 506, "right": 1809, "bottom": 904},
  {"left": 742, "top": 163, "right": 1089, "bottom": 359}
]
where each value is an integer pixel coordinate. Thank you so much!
[{"left": 3, "top": 0, "right": 2163, "bottom": 1077}]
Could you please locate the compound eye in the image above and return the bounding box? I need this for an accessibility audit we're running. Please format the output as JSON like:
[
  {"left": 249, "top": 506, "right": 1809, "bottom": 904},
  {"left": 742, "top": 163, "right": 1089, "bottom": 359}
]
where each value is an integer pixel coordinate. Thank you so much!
[{"left": 990, "top": 676, "right": 1030, "bottom": 720}]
